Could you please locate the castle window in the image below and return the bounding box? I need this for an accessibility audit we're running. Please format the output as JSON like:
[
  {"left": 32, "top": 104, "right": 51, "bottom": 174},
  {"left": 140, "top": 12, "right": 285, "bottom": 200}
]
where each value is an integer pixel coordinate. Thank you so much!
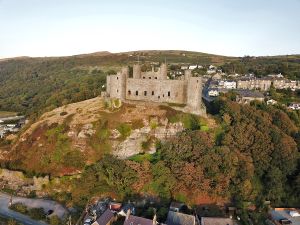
[
  {"left": 155, "top": 77, "right": 157, "bottom": 79},
  {"left": 149, "top": 77, "right": 151, "bottom": 79},
  {"left": 128, "top": 90, "right": 131, "bottom": 95},
  {"left": 136, "top": 91, "right": 138, "bottom": 96},
  {"left": 168, "top": 91, "right": 170, "bottom": 97},
  {"left": 143, "top": 77, "right": 145, "bottom": 79},
  {"left": 117, "top": 77, "right": 119, "bottom": 80},
  {"left": 158, "top": 96, "right": 160, "bottom": 99},
  {"left": 144, "top": 91, "right": 147, "bottom": 96},
  {"left": 163, "top": 94, "right": 165, "bottom": 97},
  {"left": 197, "top": 80, "right": 199, "bottom": 83},
  {"left": 152, "top": 91, "right": 154, "bottom": 95},
  {"left": 117, "top": 89, "right": 119, "bottom": 93}
]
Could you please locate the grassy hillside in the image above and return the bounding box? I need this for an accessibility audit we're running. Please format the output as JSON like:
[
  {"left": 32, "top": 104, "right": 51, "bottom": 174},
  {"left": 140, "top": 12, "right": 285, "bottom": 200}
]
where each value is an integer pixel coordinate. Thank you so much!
[
  {"left": 0, "top": 50, "right": 236, "bottom": 117},
  {"left": 1, "top": 50, "right": 300, "bottom": 118}
]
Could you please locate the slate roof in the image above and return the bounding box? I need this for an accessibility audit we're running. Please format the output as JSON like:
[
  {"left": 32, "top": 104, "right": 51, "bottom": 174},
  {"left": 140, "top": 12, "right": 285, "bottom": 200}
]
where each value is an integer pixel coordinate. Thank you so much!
[
  {"left": 201, "top": 217, "right": 234, "bottom": 225},
  {"left": 93, "top": 209, "right": 114, "bottom": 225},
  {"left": 165, "top": 211, "right": 195, "bottom": 225},
  {"left": 123, "top": 215, "right": 153, "bottom": 225}
]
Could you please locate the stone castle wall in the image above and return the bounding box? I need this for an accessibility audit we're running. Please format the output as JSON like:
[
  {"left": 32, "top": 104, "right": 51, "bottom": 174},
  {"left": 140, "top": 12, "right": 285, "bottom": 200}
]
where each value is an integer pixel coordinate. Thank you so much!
[{"left": 126, "top": 78, "right": 187, "bottom": 104}]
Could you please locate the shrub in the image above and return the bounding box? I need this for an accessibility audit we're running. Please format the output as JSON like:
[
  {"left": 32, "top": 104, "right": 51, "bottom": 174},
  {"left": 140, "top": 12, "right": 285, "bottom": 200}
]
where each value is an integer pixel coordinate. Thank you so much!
[
  {"left": 117, "top": 123, "right": 132, "bottom": 138},
  {"left": 28, "top": 207, "right": 46, "bottom": 220},
  {"left": 10, "top": 203, "right": 28, "bottom": 214}
]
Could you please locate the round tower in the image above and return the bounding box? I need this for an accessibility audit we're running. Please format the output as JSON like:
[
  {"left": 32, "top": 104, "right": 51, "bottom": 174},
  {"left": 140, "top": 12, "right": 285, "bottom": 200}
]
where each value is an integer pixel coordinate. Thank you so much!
[
  {"left": 119, "top": 67, "right": 128, "bottom": 100},
  {"left": 159, "top": 63, "right": 168, "bottom": 80},
  {"left": 133, "top": 64, "right": 141, "bottom": 79}
]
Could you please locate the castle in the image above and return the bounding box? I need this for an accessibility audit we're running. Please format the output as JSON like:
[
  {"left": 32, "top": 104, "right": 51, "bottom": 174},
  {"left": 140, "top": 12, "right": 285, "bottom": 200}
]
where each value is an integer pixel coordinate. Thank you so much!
[{"left": 106, "top": 63, "right": 205, "bottom": 115}]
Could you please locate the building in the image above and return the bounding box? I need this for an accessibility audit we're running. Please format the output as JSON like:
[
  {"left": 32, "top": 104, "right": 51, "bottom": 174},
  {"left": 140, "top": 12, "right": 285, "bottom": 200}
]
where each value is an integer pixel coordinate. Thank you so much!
[
  {"left": 208, "top": 89, "right": 219, "bottom": 97},
  {"left": 200, "top": 217, "right": 234, "bottom": 225},
  {"left": 266, "top": 99, "right": 277, "bottom": 105},
  {"left": 269, "top": 208, "right": 300, "bottom": 225},
  {"left": 106, "top": 64, "right": 205, "bottom": 115},
  {"left": 92, "top": 209, "right": 115, "bottom": 225},
  {"left": 288, "top": 103, "right": 300, "bottom": 110},
  {"left": 273, "top": 79, "right": 299, "bottom": 90},
  {"left": 123, "top": 215, "right": 155, "bottom": 225},
  {"left": 169, "top": 202, "right": 185, "bottom": 213},
  {"left": 237, "top": 77, "right": 272, "bottom": 91},
  {"left": 236, "top": 90, "right": 264, "bottom": 104},
  {"left": 165, "top": 211, "right": 196, "bottom": 225}
]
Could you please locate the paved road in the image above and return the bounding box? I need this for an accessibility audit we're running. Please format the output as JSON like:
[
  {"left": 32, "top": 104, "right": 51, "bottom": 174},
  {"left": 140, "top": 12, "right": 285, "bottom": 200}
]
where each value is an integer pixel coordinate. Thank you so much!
[{"left": 0, "top": 192, "right": 67, "bottom": 225}]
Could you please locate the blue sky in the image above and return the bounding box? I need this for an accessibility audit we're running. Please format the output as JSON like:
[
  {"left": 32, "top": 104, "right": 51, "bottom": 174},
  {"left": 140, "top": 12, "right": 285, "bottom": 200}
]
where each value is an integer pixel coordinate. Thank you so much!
[{"left": 0, "top": 0, "right": 300, "bottom": 58}]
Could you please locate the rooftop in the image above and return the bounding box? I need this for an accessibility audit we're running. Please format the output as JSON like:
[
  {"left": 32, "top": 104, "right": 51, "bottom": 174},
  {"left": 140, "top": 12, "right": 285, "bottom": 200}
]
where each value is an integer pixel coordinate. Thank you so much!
[
  {"left": 201, "top": 217, "right": 234, "bottom": 225},
  {"left": 270, "top": 208, "right": 300, "bottom": 225},
  {"left": 165, "top": 211, "right": 195, "bottom": 225},
  {"left": 92, "top": 209, "right": 114, "bottom": 225},
  {"left": 123, "top": 215, "right": 153, "bottom": 225}
]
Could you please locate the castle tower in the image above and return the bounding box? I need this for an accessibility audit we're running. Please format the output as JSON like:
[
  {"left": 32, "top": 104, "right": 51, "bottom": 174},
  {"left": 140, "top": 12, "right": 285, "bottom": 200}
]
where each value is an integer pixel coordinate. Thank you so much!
[
  {"left": 159, "top": 63, "right": 168, "bottom": 80},
  {"left": 133, "top": 64, "right": 141, "bottom": 79},
  {"left": 187, "top": 77, "right": 202, "bottom": 110},
  {"left": 119, "top": 66, "right": 128, "bottom": 100},
  {"left": 184, "top": 69, "right": 192, "bottom": 80}
]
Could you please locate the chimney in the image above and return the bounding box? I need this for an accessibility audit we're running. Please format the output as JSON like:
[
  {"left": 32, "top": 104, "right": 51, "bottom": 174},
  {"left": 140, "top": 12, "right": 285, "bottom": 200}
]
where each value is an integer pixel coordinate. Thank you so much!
[
  {"left": 152, "top": 213, "right": 157, "bottom": 225},
  {"left": 126, "top": 208, "right": 131, "bottom": 220}
]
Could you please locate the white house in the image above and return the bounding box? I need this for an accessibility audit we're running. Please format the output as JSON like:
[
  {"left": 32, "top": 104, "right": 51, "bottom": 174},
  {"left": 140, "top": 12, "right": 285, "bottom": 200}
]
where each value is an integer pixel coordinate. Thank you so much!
[
  {"left": 189, "top": 65, "right": 198, "bottom": 70},
  {"left": 223, "top": 80, "right": 237, "bottom": 89},
  {"left": 266, "top": 99, "right": 277, "bottom": 105},
  {"left": 208, "top": 89, "right": 219, "bottom": 97}
]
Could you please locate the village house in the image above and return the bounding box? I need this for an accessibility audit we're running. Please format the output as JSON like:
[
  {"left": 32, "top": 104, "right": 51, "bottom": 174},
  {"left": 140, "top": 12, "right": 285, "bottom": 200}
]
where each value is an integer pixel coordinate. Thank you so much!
[
  {"left": 236, "top": 90, "right": 264, "bottom": 104},
  {"left": 269, "top": 208, "right": 300, "bottom": 225},
  {"left": 123, "top": 214, "right": 156, "bottom": 225},
  {"left": 273, "top": 78, "right": 300, "bottom": 90},
  {"left": 200, "top": 217, "right": 235, "bottom": 225},
  {"left": 236, "top": 77, "right": 272, "bottom": 91},
  {"left": 166, "top": 211, "right": 197, "bottom": 225},
  {"left": 91, "top": 209, "right": 115, "bottom": 225},
  {"left": 288, "top": 103, "right": 300, "bottom": 110}
]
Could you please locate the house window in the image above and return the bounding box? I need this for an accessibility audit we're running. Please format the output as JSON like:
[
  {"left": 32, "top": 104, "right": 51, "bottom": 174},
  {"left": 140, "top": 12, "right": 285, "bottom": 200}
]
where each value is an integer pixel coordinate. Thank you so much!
[
  {"left": 144, "top": 91, "right": 147, "bottom": 96},
  {"left": 168, "top": 91, "right": 170, "bottom": 97},
  {"left": 128, "top": 90, "right": 131, "bottom": 95},
  {"left": 152, "top": 91, "right": 154, "bottom": 95},
  {"left": 136, "top": 91, "right": 138, "bottom": 96}
]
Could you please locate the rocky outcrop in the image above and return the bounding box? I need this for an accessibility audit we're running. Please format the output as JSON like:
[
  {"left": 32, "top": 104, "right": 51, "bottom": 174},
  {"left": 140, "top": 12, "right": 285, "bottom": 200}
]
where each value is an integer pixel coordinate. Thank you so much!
[{"left": 112, "top": 118, "right": 184, "bottom": 159}]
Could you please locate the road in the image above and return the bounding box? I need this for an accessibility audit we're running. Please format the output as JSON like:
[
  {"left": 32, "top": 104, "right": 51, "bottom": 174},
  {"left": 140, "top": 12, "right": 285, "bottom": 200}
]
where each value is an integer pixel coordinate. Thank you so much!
[{"left": 0, "top": 192, "right": 67, "bottom": 225}]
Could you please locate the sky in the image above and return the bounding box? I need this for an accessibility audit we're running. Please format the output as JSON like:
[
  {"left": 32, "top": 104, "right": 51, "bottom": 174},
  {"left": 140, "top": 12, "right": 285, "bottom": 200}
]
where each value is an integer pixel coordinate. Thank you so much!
[{"left": 0, "top": 0, "right": 300, "bottom": 58}]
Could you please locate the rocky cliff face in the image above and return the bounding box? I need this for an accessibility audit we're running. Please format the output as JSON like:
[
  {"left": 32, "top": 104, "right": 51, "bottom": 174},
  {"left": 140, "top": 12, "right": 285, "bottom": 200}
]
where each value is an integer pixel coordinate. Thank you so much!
[{"left": 6, "top": 97, "right": 188, "bottom": 176}]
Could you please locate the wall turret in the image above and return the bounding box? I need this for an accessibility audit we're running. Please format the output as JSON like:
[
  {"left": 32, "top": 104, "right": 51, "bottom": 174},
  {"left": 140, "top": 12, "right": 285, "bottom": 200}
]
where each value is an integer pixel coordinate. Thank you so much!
[
  {"left": 133, "top": 64, "right": 141, "bottom": 79},
  {"left": 159, "top": 63, "right": 168, "bottom": 80},
  {"left": 184, "top": 69, "right": 192, "bottom": 80},
  {"left": 187, "top": 77, "right": 202, "bottom": 110}
]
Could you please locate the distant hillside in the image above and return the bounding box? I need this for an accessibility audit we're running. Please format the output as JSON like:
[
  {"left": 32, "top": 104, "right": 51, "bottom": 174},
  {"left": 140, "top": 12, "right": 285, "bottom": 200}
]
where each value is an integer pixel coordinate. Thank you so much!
[{"left": 1, "top": 50, "right": 300, "bottom": 117}]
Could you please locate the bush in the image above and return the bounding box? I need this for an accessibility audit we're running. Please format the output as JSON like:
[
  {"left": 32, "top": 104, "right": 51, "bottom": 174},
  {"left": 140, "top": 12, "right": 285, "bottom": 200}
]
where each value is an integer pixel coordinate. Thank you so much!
[
  {"left": 10, "top": 203, "right": 28, "bottom": 214},
  {"left": 117, "top": 123, "right": 132, "bottom": 138},
  {"left": 28, "top": 207, "right": 46, "bottom": 220}
]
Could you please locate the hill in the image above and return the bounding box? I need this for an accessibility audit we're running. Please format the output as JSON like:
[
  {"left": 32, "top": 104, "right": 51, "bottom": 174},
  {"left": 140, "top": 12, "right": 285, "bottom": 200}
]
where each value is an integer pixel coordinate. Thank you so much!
[
  {"left": 1, "top": 50, "right": 300, "bottom": 119},
  {"left": 0, "top": 50, "right": 237, "bottom": 117},
  {"left": 4, "top": 96, "right": 209, "bottom": 176}
]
